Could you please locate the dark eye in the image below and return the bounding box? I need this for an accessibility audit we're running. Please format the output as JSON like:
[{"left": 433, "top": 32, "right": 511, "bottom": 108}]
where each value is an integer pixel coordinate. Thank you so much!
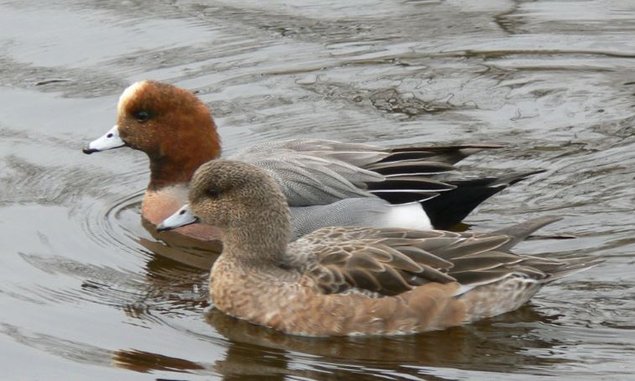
[
  {"left": 206, "top": 188, "right": 221, "bottom": 198},
  {"left": 133, "top": 110, "right": 151, "bottom": 122}
]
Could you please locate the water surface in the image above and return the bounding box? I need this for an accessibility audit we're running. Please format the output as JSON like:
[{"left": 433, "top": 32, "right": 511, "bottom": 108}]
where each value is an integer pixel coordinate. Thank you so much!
[{"left": 1, "top": 0, "right": 634, "bottom": 380}]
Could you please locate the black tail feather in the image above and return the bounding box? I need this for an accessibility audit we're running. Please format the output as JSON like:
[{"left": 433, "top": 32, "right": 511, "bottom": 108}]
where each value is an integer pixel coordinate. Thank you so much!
[{"left": 421, "top": 170, "right": 545, "bottom": 230}]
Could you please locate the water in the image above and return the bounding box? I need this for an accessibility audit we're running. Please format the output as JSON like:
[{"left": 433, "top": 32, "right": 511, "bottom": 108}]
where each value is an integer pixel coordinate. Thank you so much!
[{"left": 1, "top": 0, "right": 634, "bottom": 379}]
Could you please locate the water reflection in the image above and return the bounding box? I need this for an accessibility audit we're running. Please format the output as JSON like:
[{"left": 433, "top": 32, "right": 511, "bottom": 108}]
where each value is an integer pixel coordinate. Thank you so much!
[
  {"left": 108, "top": 304, "right": 568, "bottom": 380},
  {"left": 113, "top": 349, "right": 206, "bottom": 374},
  {"left": 206, "top": 306, "right": 563, "bottom": 379}
]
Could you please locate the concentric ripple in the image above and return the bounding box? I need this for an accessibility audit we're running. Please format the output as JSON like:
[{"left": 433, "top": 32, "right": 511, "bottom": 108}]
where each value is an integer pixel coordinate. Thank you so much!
[{"left": 81, "top": 188, "right": 146, "bottom": 252}]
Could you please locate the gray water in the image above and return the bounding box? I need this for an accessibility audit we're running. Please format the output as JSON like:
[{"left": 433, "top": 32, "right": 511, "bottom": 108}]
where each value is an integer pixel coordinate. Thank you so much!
[{"left": 1, "top": 1, "right": 634, "bottom": 380}]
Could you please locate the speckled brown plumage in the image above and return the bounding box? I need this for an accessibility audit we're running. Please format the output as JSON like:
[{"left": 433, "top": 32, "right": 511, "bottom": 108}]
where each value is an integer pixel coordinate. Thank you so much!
[{"left": 164, "top": 159, "right": 602, "bottom": 336}]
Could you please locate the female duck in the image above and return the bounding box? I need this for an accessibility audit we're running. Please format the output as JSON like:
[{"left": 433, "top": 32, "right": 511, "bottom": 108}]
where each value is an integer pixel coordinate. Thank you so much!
[{"left": 158, "top": 160, "right": 600, "bottom": 336}]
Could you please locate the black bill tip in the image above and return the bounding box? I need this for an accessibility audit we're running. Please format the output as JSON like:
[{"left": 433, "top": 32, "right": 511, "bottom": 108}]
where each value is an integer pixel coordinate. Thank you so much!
[{"left": 82, "top": 146, "right": 99, "bottom": 154}]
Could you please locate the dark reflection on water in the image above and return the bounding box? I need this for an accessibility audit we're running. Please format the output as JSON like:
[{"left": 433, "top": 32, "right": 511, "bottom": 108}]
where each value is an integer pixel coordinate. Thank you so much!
[
  {"left": 205, "top": 307, "right": 566, "bottom": 378},
  {"left": 1, "top": 0, "right": 635, "bottom": 380},
  {"left": 108, "top": 306, "right": 568, "bottom": 380}
]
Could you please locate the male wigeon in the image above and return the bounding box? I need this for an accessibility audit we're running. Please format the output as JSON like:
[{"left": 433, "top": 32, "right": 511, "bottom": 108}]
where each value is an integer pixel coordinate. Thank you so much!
[
  {"left": 157, "top": 160, "right": 600, "bottom": 336},
  {"left": 84, "top": 80, "right": 541, "bottom": 241}
]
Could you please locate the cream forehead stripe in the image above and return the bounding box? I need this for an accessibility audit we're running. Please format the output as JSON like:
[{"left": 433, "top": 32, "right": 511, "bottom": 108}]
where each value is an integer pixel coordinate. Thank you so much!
[{"left": 117, "top": 81, "right": 147, "bottom": 114}]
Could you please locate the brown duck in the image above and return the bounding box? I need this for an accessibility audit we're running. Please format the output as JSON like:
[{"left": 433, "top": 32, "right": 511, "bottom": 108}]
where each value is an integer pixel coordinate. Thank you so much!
[{"left": 158, "top": 160, "right": 601, "bottom": 337}]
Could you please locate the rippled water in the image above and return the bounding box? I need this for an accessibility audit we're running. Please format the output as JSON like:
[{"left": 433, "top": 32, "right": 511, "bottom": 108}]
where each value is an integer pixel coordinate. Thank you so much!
[{"left": 1, "top": 0, "right": 634, "bottom": 379}]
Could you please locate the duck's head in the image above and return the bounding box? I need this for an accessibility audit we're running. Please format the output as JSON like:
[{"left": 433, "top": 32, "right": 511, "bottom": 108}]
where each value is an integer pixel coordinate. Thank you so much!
[
  {"left": 158, "top": 160, "right": 291, "bottom": 241},
  {"left": 83, "top": 81, "right": 221, "bottom": 187}
]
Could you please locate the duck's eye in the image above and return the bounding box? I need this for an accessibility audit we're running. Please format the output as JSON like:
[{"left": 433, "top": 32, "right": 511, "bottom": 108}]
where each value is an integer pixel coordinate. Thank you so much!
[
  {"left": 133, "top": 110, "right": 151, "bottom": 122},
  {"left": 206, "top": 188, "right": 221, "bottom": 198}
]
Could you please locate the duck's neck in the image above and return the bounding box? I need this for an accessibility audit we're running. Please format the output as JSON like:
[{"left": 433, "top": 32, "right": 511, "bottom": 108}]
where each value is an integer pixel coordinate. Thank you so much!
[
  {"left": 148, "top": 131, "right": 221, "bottom": 191},
  {"left": 221, "top": 209, "right": 292, "bottom": 267}
]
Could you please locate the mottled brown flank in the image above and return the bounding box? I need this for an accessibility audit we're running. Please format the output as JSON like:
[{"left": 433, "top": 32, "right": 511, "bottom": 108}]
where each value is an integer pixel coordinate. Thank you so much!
[
  {"left": 211, "top": 258, "right": 466, "bottom": 336},
  {"left": 117, "top": 81, "right": 221, "bottom": 190}
]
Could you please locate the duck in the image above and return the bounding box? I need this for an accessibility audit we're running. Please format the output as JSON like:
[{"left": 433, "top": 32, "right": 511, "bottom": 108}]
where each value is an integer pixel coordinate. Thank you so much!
[
  {"left": 83, "top": 80, "right": 542, "bottom": 241},
  {"left": 157, "top": 159, "right": 601, "bottom": 337}
]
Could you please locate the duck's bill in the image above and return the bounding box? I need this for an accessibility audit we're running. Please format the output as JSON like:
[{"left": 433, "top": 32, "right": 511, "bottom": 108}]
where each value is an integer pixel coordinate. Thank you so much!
[
  {"left": 83, "top": 125, "right": 125, "bottom": 154},
  {"left": 157, "top": 204, "right": 200, "bottom": 232}
]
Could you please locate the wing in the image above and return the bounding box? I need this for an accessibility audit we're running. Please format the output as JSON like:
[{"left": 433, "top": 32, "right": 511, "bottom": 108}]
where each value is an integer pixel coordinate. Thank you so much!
[
  {"left": 229, "top": 139, "right": 478, "bottom": 206},
  {"left": 289, "top": 227, "right": 510, "bottom": 296},
  {"left": 286, "top": 218, "right": 598, "bottom": 298},
  {"left": 231, "top": 142, "right": 382, "bottom": 206}
]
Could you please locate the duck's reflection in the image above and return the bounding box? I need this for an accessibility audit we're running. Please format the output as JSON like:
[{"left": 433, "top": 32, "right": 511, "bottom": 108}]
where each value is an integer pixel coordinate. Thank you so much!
[
  {"left": 141, "top": 217, "right": 221, "bottom": 270},
  {"left": 205, "top": 305, "right": 565, "bottom": 380},
  {"left": 113, "top": 349, "right": 206, "bottom": 374}
]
